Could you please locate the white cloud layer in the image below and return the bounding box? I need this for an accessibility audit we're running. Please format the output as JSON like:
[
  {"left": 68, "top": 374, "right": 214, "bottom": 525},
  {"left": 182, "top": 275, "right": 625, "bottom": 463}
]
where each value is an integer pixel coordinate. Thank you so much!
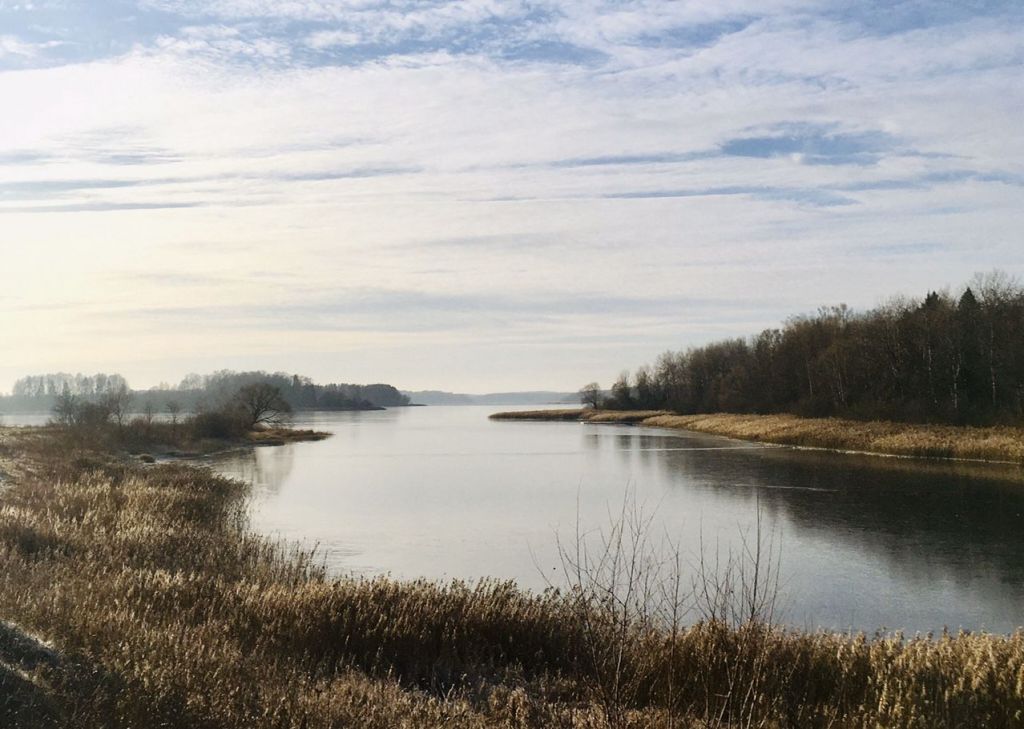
[{"left": 0, "top": 0, "right": 1022, "bottom": 392}]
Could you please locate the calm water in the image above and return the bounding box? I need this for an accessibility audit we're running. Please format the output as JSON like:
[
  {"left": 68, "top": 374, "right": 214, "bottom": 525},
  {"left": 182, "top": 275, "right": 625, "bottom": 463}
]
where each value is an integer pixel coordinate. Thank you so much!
[
  {"left": 151, "top": 407, "right": 1024, "bottom": 633},
  {"left": 0, "top": 413, "right": 52, "bottom": 427}
]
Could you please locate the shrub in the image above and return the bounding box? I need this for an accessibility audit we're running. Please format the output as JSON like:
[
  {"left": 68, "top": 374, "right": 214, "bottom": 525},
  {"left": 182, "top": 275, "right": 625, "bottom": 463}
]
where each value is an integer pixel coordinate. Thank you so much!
[{"left": 188, "top": 411, "right": 247, "bottom": 439}]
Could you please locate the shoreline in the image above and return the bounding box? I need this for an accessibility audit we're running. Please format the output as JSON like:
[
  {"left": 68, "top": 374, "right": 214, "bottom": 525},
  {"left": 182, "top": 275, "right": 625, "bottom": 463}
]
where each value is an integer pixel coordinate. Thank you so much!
[
  {"left": 0, "top": 424, "right": 331, "bottom": 476},
  {"left": 0, "top": 428, "right": 1022, "bottom": 726},
  {"left": 144, "top": 427, "right": 332, "bottom": 462},
  {"left": 490, "top": 409, "right": 1024, "bottom": 465}
]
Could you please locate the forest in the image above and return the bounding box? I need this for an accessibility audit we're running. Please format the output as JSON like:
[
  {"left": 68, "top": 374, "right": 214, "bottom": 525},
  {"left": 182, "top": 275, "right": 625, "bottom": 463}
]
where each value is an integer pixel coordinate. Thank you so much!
[
  {"left": 603, "top": 272, "right": 1024, "bottom": 426},
  {"left": 0, "top": 369, "right": 410, "bottom": 413}
]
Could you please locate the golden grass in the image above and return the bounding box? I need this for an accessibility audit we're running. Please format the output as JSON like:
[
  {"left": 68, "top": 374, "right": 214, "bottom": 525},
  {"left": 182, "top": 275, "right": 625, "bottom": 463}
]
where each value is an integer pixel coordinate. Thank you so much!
[
  {"left": 645, "top": 413, "right": 1024, "bottom": 463},
  {"left": 0, "top": 427, "right": 1022, "bottom": 727},
  {"left": 489, "top": 409, "right": 590, "bottom": 421},
  {"left": 491, "top": 409, "right": 1024, "bottom": 464}
]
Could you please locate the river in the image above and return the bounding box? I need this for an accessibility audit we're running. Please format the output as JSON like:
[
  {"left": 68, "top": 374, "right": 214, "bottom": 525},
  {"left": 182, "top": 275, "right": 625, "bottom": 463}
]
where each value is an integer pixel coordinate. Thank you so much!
[{"left": 193, "top": 405, "right": 1024, "bottom": 635}]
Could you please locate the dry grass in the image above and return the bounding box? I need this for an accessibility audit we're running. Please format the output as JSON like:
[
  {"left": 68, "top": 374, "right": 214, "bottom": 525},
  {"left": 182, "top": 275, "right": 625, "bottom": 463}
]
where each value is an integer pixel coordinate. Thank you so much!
[
  {"left": 490, "top": 409, "right": 591, "bottom": 421},
  {"left": 645, "top": 413, "right": 1024, "bottom": 463},
  {"left": 491, "top": 409, "right": 1024, "bottom": 464},
  {"left": 34, "top": 418, "right": 331, "bottom": 460},
  {"left": 0, "top": 427, "right": 1022, "bottom": 727}
]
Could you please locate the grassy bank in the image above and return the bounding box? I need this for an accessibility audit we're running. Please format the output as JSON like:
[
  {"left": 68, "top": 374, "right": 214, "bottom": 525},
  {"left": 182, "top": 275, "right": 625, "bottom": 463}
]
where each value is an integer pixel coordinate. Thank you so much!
[
  {"left": 1, "top": 428, "right": 1022, "bottom": 727},
  {"left": 491, "top": 409, "right": 1024, "bottom": 464},
  {"left": 30, "top": 419, "right": 330, "bottom": 461}
]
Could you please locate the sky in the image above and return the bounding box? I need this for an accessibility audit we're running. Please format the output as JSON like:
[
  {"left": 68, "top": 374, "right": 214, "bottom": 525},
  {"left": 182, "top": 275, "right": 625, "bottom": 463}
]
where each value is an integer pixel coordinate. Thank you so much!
[{"left": 1, "top": 0, "right": 1022, "bottom": 393}]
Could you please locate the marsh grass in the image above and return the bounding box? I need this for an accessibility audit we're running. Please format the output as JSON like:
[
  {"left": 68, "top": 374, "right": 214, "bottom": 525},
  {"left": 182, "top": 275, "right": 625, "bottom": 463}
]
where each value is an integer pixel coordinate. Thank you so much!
[
  {"left": 644, "top": 413, "right": 1024, "bottom": 463},
  {"left": 21, "top": 416, "right": 329, "bottom": 463},
  {"left": 0, "top": 427, "right": 1022, "bottom": 727},
  {"left": 491, "top": 409, "right": 1024, "bottom": 464},
  {"left": 490, "top": 409, "right": 592, "bottom": 421}
]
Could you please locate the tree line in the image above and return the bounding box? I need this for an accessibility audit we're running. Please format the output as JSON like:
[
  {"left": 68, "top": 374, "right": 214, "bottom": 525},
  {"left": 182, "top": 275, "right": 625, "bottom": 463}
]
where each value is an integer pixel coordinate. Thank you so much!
[
  {"left": 11, "top": 372, "right": 128, "bottom": 399},
  {"left": 176, "top": 370, "right": 410, "bottom": 410},
  {"left": 597, "top": 272, "right": 1024, "bottom": 426},
  {"left": 1, "top": 369, "right": 409, "bottom": 414}
]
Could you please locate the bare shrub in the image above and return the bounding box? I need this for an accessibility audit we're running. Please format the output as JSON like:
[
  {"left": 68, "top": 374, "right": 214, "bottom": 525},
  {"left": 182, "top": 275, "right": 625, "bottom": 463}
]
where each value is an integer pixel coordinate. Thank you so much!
[{"left": 552, "top": 489, "right": 784, "bottom": 727}]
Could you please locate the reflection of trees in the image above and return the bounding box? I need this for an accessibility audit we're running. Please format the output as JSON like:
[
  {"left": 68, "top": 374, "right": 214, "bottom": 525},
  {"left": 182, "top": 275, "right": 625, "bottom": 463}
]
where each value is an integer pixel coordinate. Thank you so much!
[
  {"left": 603, "top": 429, "right": 1024, "bottom": 595},
  {"left": 582, "top": 432, "right": 603, "bottom": 451},
  {"left": 209, "top": 444, "right": 296, "bottom": 497}
]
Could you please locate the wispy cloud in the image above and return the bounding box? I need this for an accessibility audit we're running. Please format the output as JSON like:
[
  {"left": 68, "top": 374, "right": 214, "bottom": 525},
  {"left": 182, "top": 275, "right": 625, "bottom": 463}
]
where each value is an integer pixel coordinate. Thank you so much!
[
  {"left": 0, "top": 0, "right": 1021, "bottom": 390},
  {"left": 107, "top": 287, "right": 779, "bottom": 335},
  {"left": 0, "top": 201, "right": 205, "bottom": 213},
  {"left": 544, "top": 152, "right": 713, "bottom": 168},
  {"left": 604, "top": 186, "right": 857, "bottom": 207}
]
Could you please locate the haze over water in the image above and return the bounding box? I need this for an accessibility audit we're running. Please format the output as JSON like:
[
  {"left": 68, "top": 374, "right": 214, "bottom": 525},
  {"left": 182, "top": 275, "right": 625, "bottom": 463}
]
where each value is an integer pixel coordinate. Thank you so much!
[{"left": 206, "top": 406, "right": 1024, "bottom": 635}]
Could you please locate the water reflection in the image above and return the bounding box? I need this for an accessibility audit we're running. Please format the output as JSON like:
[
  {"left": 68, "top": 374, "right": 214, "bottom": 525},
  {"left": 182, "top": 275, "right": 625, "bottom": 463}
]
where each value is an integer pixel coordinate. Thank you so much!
[
  {"left": 644, "top": 441, "right": 1024, "bottom": 585},
  {"left": 206, "top": 408, "right": 1024, "bottom": 634},
  {"left": 209, "top": 445, "right": 295, "bottom": 498}
]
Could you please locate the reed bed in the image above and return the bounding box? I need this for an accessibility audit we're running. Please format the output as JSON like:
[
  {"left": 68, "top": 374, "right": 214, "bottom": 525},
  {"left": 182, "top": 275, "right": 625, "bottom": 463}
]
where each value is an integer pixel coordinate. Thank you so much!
[
  {"left": 645, "top": 413, "right": 1024, "bottom": 463},
  {"left": 491, "top": 410, "right": 1024, "bottom": 463},
  {"left": 0, "top": 427, "right": 1022, "bottom": 727},
  {"left": 489, "top": 409, "right": 591, "bottom": 421}
]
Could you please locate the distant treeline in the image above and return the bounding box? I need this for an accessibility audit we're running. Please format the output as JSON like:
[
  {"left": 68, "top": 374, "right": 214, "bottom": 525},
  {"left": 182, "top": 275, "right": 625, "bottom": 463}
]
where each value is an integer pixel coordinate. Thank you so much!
[
  {"left": 1, "top": 369, "right": 409, "bottom": 413},
  {"left": 173, "top": 370, "right": 410, "bottom": 410},
  {"left": 10, "top": 372, "right": 129, "bottom": 399},
  {"left": 602, "top": 272, "right": 1024, "bottom": 425}
]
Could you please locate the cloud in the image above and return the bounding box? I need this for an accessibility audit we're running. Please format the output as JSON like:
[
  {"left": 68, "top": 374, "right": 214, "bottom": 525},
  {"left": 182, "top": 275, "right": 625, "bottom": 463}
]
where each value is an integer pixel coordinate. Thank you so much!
[
  {"left": 545, "top": 152, "right": 712, "bottom": 168},
  {"left": 0, "top": 164, "right": 420, "bottom": 211},
  {"left": 108, "top": 286, "right": 774, "bottom": 335},
  {"left": 604, "top": 186, "right": 857, "bottom": 207},
  {"left": 0, "top": 0, "right": 1022, "bottom": 390},
  {"left": 0, "top": 34, "right": 48, "bottom": 57},
  {"left": 113, "top": 271, "right": 227, "bottom": 287},
  {"left": 0, "top": 150, "right": 55, "bottom": 165},
  {"left": 274, "top": 166, "right": 419, "bottom": 181},
  {"left": 0, "top": 201, "right": 205, "bottom": 213},
  {"left": 0, "top": 177, "right": 179, "bottom": 196},
  {"left": 306, "top": 29, "right": 363, "bottom": 49},
  {"left": 863, "top": 241, "right": 949, "bottom": 256},
  {"left": 832, "top": 169, "right": 1024, "bottom": 192}
]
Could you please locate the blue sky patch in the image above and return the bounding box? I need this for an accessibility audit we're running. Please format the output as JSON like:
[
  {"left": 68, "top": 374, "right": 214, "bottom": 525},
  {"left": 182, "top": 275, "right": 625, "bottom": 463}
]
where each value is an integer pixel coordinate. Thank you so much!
[{"left": 720, "top": 124, "right": 896, "bottom": 165}]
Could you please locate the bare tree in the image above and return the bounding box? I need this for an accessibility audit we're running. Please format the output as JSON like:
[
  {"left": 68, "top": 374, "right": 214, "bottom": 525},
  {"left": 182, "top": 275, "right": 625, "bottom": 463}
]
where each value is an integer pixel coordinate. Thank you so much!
[
  {"left": 609, "top": 372, "right": 634, "bottom": 410},
  {"left": 52, "top": 386, "right": 79, "bottom": 427},
  {"left": 142, "top": 400, "right": 157, "bottom": 428},
  {"left": 165, "top": 399, "right": 182, "bottom": 425},
  {"left": 579, "top": 382, "right": 602, "bottom": 409},
  {"left": 102, "top": 383, "right": 133, "bottom": 429},
  {"left": 234, "top": 383, "right": 292, "bottom": 429}
]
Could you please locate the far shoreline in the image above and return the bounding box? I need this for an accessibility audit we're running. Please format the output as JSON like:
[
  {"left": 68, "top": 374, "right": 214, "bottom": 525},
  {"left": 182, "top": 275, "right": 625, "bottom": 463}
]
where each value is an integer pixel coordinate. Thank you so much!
[{"left": 490, "top": 409, "right": 1024, "bottom": 465}]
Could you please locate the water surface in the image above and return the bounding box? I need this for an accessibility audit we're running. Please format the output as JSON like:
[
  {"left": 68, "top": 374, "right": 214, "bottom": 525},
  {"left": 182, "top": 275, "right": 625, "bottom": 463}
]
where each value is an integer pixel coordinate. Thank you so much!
[{"left": 198, "top": 406, "right": 1022, "bottom": 634}]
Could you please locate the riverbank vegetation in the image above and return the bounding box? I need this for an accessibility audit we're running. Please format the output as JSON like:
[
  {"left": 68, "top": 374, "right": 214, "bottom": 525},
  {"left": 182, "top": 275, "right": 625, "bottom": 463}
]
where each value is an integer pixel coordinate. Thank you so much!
[
  {"left": 491, "top": 409, "right": 1024, "bottom": 463},
  {"left": 600, "top": 272, "right": 1024, "bottom": 427},
  {"left": 1, "top": 428, "right": 1022, "bottom": 727},
  {"left": 47, "top": 382, "right": 327, "bottom": 456}
]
